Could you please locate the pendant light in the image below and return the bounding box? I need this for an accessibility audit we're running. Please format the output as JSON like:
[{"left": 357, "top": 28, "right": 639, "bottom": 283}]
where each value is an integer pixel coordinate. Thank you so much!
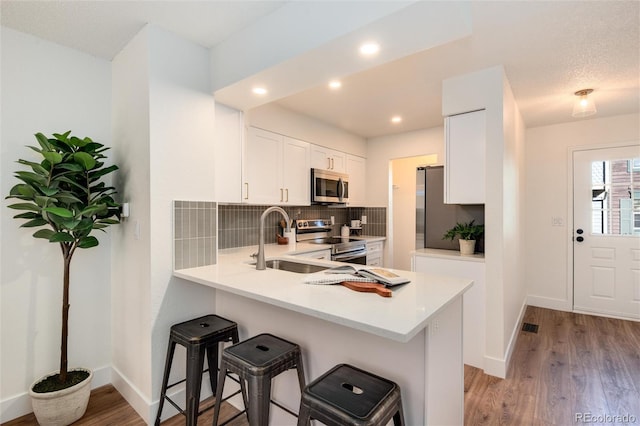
[{"left": 572, "top": 89, "right": 597, "bottom": 118}]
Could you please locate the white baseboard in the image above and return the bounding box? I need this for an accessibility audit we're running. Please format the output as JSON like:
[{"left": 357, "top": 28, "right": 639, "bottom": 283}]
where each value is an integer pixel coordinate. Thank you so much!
[
  {"left": 110, "top": 365, "right": 153, "bottom": 423},
  {"left": 0, "top": 365, "right": 111, "bottom": 424},
  {"left": 527, "top": 295, "right": 572, "bottom": 312},
  {"left": 482, "top": 299, "right": 527, "bottom": 379}
]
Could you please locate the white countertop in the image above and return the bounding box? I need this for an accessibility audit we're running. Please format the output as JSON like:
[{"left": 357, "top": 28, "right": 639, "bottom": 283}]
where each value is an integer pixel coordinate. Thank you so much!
[
  {"left": 413, "top": 247, "right": 485, "bottom": 262},
  {"left": 174, "top": 243, "right": 472, "bottom": 343}
]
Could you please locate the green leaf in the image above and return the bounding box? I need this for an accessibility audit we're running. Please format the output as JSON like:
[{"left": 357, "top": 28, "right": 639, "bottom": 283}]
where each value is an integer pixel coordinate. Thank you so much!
[
  {"left": 7, "top": 202, "right": 40, "bottom": 211},
  {"left": 35, "top": 195, "right": 56, "bottom": 207},
  {"left": 77, "top": 236, "right": 99, "bottom": 248},
  {"left": 56, "top": 163, "right": 83, "bottom": 172},
  {"left": 15, "top": 171, "right": 47, "bottom": 186},
  {"left": 13, "top": 212, "right": 38, "bottom": 219},
  {"left": 88, "top": 165, "right": 118, "bottom": 180},
  {"left": 69, "top": 136, "right": 89, "bottom": 147},
  {"left": 96, "top": 218, "right": 120, "bottom": 225},
  {"left": 52, "top": 131, "right": 71, "bottom": 142},
  {"left": 35, "top": 133, "right": 51, "bottom": 150},
  {"left": 9, "top": 184, "right": 36, "bottom": 198},
  {"left": 81, "top": 204, "right": 107, "bottom": 217},
  {"left": 73, "top": 152, "right": 96, "bottom": 170},
  {"left": 42, "top": 207, "right": 74, "bottom": 218},
  {"left": 33, "top": 229, "right": 55, "bottom": 240},
  {"left": 53, "top": 193, "right": 83, "bottom": 204},
  {"left": 39, "top": 187, "right": 59, "bottom": 197},
  {"left": 49, "top": 232, "right": 75, "bottom": 243},
  {"left": 21, "top": 218, "right": 48, "bottom": 228},
  {"left": 42, "top": 151, "right": 63, "bottom": 164},
  {"left": 17, "top": 159, "right": 49, "bottom": 175},
  {"left": 61, "top": 218, "right": 81, "bottom": 230}
]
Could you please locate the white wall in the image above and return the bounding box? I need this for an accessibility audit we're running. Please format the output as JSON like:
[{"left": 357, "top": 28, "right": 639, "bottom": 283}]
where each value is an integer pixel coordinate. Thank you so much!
[
  {"left": 110, "top": 27, "right": 153, "bottom": 419},
  {"left": 366, "top": 127, "right": 445, "bottom": 206},
  {"left": 525, "top": 113, "right": 640, "bottom": 310},
  {"left": 246, "top": 103, "right": 366, "bottom": 157},
  {"left": 442, "top": 66, "right": 526, "bottom": 378},
  {"left": 0, "top": 27, "right": 112, "bottom": 421},
  {"left": 111, "top": 25, "right": 219, "bottom": 423}
]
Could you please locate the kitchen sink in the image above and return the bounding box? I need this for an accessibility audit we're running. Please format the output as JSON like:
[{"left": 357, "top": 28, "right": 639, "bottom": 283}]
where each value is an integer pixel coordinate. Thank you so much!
[{"left": 263, "top": 259, "right": 328, "bottom": 274}]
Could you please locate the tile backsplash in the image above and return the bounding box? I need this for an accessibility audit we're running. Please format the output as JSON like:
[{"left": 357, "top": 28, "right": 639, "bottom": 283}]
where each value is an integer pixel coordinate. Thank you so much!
[
  {"left": 218, "top": 204, "right": 386, "bottom": 250},
  {"left": 173, "top": 201, "right": 217, "bottom": 270},
  {"left": 173, "top": 201, "right": 387, "bottom": 266}
]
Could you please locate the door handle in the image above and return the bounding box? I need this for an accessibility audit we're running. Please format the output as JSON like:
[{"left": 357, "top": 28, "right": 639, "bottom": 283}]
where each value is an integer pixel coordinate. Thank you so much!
[
  {"left": 244, "top": 183, "right": 249, "bottom": 200},
  {"left": 576, "top": 236, "right": 584, "bottom": 242},
  {"left": 576, "top": 229, "right": 584, "bottom": 234}
]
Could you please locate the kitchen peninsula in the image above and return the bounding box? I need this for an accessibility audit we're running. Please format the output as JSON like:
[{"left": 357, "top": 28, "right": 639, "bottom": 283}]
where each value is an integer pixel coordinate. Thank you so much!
[{"left": 174, "top": 244, "right": 472, "bottom": 425}]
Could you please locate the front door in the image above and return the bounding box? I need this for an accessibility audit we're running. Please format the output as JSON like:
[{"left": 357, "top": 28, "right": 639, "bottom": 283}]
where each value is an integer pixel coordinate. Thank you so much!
[{"left": 573, "top": 145, "right": 640, "bottom": 319}]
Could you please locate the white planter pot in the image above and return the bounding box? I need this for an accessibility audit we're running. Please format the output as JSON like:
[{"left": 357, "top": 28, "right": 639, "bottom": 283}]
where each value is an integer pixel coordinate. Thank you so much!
[
  {"left": 459, "top": 239, "right": 476, "bottom": 255},
  {"left": 29, "top": 368, "right": 92, "bottom": 426}
]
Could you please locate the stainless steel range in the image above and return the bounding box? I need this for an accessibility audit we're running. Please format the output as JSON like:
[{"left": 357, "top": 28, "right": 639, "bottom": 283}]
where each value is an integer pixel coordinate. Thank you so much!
[{"left": 295, "top": 219, "right": 367, "bottom": 264}]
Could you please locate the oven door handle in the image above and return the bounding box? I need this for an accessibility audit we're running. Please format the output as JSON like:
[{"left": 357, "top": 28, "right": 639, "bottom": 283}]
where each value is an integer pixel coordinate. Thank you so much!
[{"left": 332, "top": 251, "right": 367, "bottom": 262}]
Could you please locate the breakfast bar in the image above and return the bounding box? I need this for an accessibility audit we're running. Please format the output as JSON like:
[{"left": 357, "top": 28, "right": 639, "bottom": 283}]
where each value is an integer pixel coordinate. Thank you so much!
[{"left": 174, "top": 244, "right": 473, "bottom": 425}]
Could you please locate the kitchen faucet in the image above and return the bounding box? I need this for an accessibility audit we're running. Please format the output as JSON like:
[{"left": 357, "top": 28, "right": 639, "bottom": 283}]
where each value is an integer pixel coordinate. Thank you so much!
[{"left": 255, "top": 206, "right": 291, "bottom": 270}]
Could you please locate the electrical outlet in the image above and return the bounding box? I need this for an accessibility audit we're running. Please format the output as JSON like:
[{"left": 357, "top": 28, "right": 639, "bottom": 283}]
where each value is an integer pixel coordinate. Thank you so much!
[
  {"left": 552, "top": 216, "right": 564, "bottom": 226},
  {"left": 361, "top": 215, "right": 367, "bottom": 225}
]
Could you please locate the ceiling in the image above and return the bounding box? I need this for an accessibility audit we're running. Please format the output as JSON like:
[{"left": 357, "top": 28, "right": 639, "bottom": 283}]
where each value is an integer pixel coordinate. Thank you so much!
[{"left": 2, "top": 1, "right": 638, "bottom": 139}]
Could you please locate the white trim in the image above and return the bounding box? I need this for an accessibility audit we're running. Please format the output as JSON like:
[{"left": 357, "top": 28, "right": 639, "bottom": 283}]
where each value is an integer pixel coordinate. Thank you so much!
[
  {"left": 0, "top": 365, "right": 111, "bottom": 423},
  {"left": 111, "top": 365, "right": 153, "bottom": 423},
  {"left": 526, "top": 295, "right": 572, "bottom": 312},
  {"left": 482, "top": 299, "right": 527, "bottom": 378}
]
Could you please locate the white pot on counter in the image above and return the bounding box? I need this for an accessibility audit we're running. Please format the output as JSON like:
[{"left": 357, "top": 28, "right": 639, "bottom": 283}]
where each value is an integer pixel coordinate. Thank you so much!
[{"left": 341, "top": 225, "right": 350, "bottom": 237}]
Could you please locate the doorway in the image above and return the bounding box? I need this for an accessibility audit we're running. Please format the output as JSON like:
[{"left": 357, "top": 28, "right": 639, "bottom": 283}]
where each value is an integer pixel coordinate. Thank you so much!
[
  {"left": 390, "top": 155, "right": 437, "bottom": 270},
  {"left": 572, "top": 144, "right": 640, "bottom": 319}
]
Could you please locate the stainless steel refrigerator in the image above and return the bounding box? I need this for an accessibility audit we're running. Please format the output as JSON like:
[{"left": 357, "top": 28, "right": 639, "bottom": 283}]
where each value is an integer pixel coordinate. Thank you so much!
[{"left": 415, "top": 166, "right": 484, "bottom": 251}]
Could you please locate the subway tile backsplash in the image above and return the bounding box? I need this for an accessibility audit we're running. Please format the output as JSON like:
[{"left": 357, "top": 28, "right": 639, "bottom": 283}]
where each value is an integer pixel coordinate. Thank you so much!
[
  {"left": 173, "top": 201, "right": 387, "bottom": 266},
  {"left": 173, "top": 201, "right": 217, "bottom": 270},
  {"left": 218, "top": 204, "right": 386, "bottom": 250}
]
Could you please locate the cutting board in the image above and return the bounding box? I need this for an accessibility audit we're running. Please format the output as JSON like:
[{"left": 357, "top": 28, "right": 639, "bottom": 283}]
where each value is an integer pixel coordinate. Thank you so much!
[{"left": 341, "top": 281, "right": 392, "bottom": 298}]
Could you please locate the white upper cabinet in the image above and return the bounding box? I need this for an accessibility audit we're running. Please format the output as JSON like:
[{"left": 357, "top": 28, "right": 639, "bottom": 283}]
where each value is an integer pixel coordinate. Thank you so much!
[
  {"left": 345, "top": 154, "right": 366, "bottom": 206},
  {"left": 282, "top": 136, "right": 311, "bottom": 205},
  {"left": 243, "top": 127, "right": 310, "bottom": 205},
  {"left": 444, "top": 109, "right": 486, "bottom": 204},
  {"left": 311, "top": 145, "right": 346, "bottom": 173}
]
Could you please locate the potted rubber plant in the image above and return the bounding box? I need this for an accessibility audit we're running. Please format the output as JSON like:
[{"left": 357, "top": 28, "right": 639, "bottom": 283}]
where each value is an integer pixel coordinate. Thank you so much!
[
  {"left": 6, "top": 131, "right": 121, "bottom": 425},
  {"left": 442, "top": 220, "right": 484, "bottom": 255}
]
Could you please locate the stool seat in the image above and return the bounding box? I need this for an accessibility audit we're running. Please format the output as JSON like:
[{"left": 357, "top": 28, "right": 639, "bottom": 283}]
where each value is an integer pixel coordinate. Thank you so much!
[
  {"left": 155, "top": 315, "right": 239, "bottom": 426},
  {"left": 297, "top": 364, "right": 405, "bottom": 426},
  {"left": 213, "top": 333, "right": 306, "bottom": 426}
]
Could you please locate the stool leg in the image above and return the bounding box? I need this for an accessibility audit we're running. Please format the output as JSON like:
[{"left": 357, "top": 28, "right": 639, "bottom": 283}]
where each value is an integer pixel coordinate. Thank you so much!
[
  {"left": 295, "top": 353, "right": 306, "bottom": 393},
  {"left": 393, "top": 405, "right": 405, "bottom": 426},
  {"left": 296, "top": 401, "right": 311, "bottom": 426},
  {"left": 212, "top": 360, "right": 228, "bottom": 426},
  {"left": 185, "top": 344, "right": 206, "bottom": 426},
  {"left": 154, "top": 339, "right": 176, "bottom": 426},
  {"left": 206, "top": 344, "right": 219, "bottom": 395},
  {"left": 247, "top": 374, "right": 271, "bottom": 426}
]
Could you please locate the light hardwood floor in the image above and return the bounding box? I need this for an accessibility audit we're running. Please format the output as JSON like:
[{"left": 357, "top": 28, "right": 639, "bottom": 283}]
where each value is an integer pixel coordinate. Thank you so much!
[{"left": 4, "top": 306, "right": 639, "bottom": 426}]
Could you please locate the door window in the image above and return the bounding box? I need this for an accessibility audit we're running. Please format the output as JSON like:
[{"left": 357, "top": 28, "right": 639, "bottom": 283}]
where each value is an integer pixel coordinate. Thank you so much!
[{"left": 589, "top": 158, "right": 640, "bottom": 235}]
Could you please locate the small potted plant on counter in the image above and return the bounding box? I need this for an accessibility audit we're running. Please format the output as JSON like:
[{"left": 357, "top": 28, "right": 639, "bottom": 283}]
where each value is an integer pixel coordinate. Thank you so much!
[
  {"left": 6, "top": 131, "right": 121, "bottom": 425},
  {"left": 442, "top": 220, "right": 484, "bottom": 255}
]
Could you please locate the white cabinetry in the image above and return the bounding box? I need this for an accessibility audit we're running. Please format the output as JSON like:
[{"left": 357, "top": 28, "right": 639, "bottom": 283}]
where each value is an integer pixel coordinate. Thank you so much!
[
  {"left": 213, "top": 103, "right": 243, "bottom": 203},
  {"left": 444, "top": 109, "right": 486, "bottom": 204},
  {"left": 244, "top": 127, "right": 310, "bottom": 205},
  {"left": 292, "top": 249, "right": 331, "bottom": 260},
  {"left": 366, "top": 240, "right": 384, "bottom": 266},
  {"left": 413, "top": 252, "right": 485, "bottom": 370},
  {"left": 345, "top": 154, "right": 366, "bottom": 206},
  {"left": 311, "top": 145, "right": 346, "bottom": 173}
]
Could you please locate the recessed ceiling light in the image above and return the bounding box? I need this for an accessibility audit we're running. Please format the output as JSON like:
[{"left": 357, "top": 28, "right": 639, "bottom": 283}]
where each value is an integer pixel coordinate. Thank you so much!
[
  {"left": 328, "top": 80, "right": 342, "bottom": 90},
  {"left": 359, "top": 42, "right": 380, "bottom": 56},
  {"left": 391, "top": 116, "right": 402, "bottom": 124},
  {"left": 252, "top": 87, "right": 268, "bottom": 95}
]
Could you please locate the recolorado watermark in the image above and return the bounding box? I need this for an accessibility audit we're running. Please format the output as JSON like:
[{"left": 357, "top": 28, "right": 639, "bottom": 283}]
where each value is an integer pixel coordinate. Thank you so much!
[{"left": 575, "top": 412, "right": 637, "bottom": 423}]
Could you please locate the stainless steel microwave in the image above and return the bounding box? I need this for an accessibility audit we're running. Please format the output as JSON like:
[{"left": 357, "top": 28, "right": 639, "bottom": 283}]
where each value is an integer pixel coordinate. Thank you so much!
[{"left": 311, "top": 168, "right": 349, "bottom": 204}]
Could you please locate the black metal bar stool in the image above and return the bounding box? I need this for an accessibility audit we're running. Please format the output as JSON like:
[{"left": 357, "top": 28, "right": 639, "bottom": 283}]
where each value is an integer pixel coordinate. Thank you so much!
[
  {"left": 297, "top": 363, "right": 405, "bottom": 426},
  {"left": 154, "top": 314, "right": 240, "bottom": 426},
  {"left": 212, "top": 333, "right": 306, "bottom": 426}
]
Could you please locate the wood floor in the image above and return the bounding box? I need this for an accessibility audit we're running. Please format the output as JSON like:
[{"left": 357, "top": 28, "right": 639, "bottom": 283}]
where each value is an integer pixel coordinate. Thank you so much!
[{"left": 4, "top": 306, "right": 639, "bottom": 426}]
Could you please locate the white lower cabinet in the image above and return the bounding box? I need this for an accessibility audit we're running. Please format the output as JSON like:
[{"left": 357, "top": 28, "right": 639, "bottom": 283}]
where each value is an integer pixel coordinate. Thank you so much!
[
  {"left": 366, "top": 241, "right": 384, "bottom": 266},
  {"left": 413, "top": 253, "right": 485, "bottom": 370},
  {"left": 292, "top": 249, "right": 331, "bottom": 260}
]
